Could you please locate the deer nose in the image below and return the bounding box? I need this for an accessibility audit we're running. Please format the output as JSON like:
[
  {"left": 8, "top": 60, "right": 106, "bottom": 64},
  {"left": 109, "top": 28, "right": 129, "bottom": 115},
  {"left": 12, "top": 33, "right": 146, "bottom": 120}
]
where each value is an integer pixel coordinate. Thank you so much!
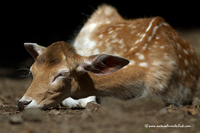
[{"left": 17, "top": 100, "right": 32, "bottom": 111}]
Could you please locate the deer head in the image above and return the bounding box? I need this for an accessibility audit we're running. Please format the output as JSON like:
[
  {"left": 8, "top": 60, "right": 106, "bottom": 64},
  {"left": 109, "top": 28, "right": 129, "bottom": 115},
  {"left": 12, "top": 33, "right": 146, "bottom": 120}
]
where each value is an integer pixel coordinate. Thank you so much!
[{"left": 17, "top": 41, "right": 129, "bottom": 110}]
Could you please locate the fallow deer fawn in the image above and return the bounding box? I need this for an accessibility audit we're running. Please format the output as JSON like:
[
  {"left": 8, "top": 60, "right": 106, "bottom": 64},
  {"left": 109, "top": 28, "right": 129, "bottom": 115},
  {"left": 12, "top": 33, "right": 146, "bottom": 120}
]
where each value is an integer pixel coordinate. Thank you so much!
[{"left": 17, "top": 5, "right": 199, "bottom": 110}]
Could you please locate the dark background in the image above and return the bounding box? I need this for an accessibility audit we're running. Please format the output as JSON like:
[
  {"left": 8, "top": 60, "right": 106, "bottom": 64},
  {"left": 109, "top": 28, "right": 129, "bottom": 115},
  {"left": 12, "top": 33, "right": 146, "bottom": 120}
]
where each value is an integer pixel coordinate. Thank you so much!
[{"left": 1, "top": 1, "right": 200, "bottom": 69}]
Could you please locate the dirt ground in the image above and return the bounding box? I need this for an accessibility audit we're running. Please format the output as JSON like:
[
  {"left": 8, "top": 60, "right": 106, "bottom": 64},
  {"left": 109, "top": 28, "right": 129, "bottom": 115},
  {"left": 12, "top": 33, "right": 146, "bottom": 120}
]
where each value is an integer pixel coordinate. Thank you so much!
[{"left": 1, "top": 29, "right": 200, "bottom": 133}]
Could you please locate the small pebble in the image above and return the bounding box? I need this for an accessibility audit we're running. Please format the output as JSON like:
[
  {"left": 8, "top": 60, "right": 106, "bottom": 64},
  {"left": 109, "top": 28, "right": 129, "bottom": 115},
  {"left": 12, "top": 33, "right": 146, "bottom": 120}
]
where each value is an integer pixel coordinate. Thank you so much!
[
  {"left": 86, "top": 101, "right": 101, "bottom": 112},
  {"left": 159, "top": 108, "right": 168, "bottom": 115},
  {"left": 22, "top": 108, "right": 46, "bottom": 122},
  {"left": 48, "top": 110, "right": 61, "bottom": 115},
  {"left": 10, "top": 115, "right": 23, "bottom": 124},
  {"left": 81, "top": 109, "right": 93, "bottom": 120},
  {"left": 192, "top": 97, "right": 200, "bottom": 106},
  {"left": 188, "top": 108, "right": 198, "bottom": 115},
  {"left": 20, "top": 129, "right": 34, "bottom": 133}
]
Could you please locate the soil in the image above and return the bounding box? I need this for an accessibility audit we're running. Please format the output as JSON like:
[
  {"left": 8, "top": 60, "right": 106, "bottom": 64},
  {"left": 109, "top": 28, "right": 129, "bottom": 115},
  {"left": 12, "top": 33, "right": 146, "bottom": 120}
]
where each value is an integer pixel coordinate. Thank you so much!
[{"left": 1, "top": 29, "right": 200, "bottom": 133}]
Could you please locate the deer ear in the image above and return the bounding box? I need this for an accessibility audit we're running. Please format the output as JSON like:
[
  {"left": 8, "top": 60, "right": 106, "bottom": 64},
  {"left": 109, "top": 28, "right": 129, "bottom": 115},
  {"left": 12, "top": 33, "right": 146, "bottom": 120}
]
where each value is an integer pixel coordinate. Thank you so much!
[
  {"left": 78, "top": 54, "right": 129, "bottom": 75},
  {"left": 24, "top": 43, "right": 46, "bottom": 59}
]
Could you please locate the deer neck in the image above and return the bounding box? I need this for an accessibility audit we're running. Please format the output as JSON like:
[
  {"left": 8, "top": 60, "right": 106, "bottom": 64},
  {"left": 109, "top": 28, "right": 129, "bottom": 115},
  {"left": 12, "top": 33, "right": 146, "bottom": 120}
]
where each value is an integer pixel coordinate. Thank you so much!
[{"left": 72, "top": 68, "right": 145, "bottom": 100}]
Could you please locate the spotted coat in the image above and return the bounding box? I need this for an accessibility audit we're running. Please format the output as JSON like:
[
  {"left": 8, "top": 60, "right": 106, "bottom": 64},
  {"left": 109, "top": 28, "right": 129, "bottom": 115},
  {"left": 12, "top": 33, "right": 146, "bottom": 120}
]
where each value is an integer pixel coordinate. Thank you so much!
[{"left": 74, "top": 5, "right": 199, "bottom": 105}]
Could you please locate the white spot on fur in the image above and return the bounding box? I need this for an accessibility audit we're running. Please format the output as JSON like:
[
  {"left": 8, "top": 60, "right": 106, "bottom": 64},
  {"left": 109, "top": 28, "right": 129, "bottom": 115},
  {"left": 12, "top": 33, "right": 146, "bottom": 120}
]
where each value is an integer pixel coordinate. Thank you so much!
[
  {"left": 183, "top": 49, "right": 189, "bottom": 55},
  {"left": 135, "top": 33, "right": 146, "bottom": 44},
  {"left": 148, "top": 25, "right": 159, "bottom": 41},
  {"left": 156, "top": 36, "right": 160, "bottom": 40},
  {"left": 118, "top": 24, "right": 125, "bottom": 27},
  {"left": 142, "top": 43, "right": 148, "bottom": 50},
  {"left": 190, "top": 48, "right": 194, "bottom": 53},
  {"left": 146, "top": 17, "right": 157, "bottom": 32},
  {"left": 130, "top": 30, "right": 137, "bottom": 34},
  {"left": 163, "top": 53, "right": 169, "bottom": 59},
  {"left": 162, "top": 23, "right": 169, "bottom": 26},
  {"left": 119, "top": 43, "right": 125, "bottom": 49},
  {"left": 108, "top": 30, "right": 114, "bottom": 34},
  {"left": 142, "top": 46, "right": 146, "bottom": 50},
  {"left": 138, "top": 54, "right": 145, "bottom": 60},
  {"left": 128, "top": 24, "right": 136, "bottom": 28},
  {"left": 119, "top": 39, "right": 124, "bottom": 45},
  {"left": 111, "top": 38, "right": 119, "bottom": 43},
  {"left": 176, "top": 43, "right": 181, "bottom": 48},
  {"left": 105, "top": 42, "right": 111, "bottom": 48},
  {"left": 115, "top": 28, "right": 122, "bottom": 31},
  {"left": 93, "top": 49, "right": 100, "bottom": 54},
  {"left": 183, "top": 71, "right": 186, "bottom": 77},
  {"left": 104, "top": 7, "right": 113, "bottom": 16},
  {"left": 153, "top": 44, "right": 157, "bottom": 48},
  {"left": 130, "top": 47, "right": 135, "bottom": 51},
  {"left": 136, "top": 33, "right": 141, "bottom": 36},
  {"left": 99, "top": 34, "right": 103, "bottom": 39},
  {"left": 111, "top": 33, "right": 118, "bottom": 39},
  {"left": 75, "top": 38, "right": 97, "bottom": 56},
  {"left": 151, "top": 61, "right": 162, "bottom": 66},
  {"left": 124, "top": 48, "right": 127, "bottom": 53},
  {"left": 139, "top": 62, "right": 148, "bottom": 67},
  {"left": 135, "top": 39, "right": 140, "bottom": 44},
  {"left": 108, "top": 27, "right": 113, "bottom": 31},
  {"left": 105, "top": 38, "right": 109, "bottom": 43},
  {"left": 184, "top": 60, "right": 189, "bottom": 66},
  {"left": 129, "top": 60, "right": 135, "bottom": 65},
  {"left": 62, "top": 55, "right": 66, "bottom": 60},
  {"left": 160, "top": 46, "right": 165, "bottom": 49}
]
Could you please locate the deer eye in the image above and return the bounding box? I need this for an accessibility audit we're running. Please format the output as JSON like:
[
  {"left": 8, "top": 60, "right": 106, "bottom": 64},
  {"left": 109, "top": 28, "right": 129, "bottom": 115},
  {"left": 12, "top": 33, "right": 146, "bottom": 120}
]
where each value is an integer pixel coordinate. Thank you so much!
[{"left": 52, "top": 70, "right": 70, "bottom": 83}]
